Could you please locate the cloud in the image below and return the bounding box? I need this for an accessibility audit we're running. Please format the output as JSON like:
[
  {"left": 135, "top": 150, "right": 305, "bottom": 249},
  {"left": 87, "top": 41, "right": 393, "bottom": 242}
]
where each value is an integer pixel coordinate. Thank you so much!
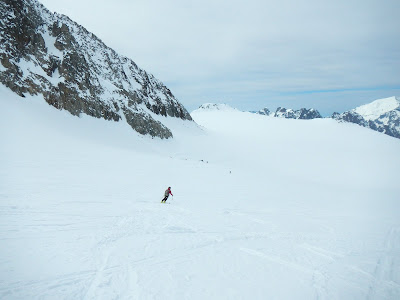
[{"left": 40, "top": 0, "right": 400, "bottom": 113}]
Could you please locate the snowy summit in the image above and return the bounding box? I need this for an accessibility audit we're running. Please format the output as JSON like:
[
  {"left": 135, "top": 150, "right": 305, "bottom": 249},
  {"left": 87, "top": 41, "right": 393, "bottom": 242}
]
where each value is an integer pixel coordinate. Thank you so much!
[{"left": 353, "top": 96, "right": 400, "bottom": 121}]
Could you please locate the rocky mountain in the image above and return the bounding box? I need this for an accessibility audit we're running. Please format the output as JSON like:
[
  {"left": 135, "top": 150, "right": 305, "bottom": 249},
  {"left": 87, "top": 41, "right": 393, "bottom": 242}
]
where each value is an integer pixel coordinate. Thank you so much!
[
  {"left": 256, "top": 107, "right": 322, "bottom": 119},
  {"left": 332, "top": 96, "right": 400, "bottom": 139},
  {"left": 256, "top": 108, "right": 271, "bottom": 116},
  {"left": 197, "top": 103, "right": 238, "bottom": 112},
  {"left": 0, "top": 0, "right": 192, "bottom": 139},
  {"left": 274, "top": 107, "right": 322, "bottom": 119}
]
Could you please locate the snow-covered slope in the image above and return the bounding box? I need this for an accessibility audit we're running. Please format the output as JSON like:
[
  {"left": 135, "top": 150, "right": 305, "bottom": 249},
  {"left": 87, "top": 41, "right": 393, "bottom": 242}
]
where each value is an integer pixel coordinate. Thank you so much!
[{"left": 1, "top": 89, "right": 400, "bottom": 300}]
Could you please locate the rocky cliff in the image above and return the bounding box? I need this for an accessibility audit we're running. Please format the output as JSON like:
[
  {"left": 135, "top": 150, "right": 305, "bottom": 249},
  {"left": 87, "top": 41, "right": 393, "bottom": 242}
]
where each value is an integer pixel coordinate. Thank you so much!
[{"left": 0, "top": 0, "right": 192, "bottom": 139}]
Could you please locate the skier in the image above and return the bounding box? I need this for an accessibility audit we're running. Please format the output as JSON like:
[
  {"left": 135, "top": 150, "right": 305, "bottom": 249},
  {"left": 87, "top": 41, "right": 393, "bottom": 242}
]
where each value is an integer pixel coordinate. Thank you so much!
[{"left": 161, "top": 187, "right": 173, "bottom": 203}]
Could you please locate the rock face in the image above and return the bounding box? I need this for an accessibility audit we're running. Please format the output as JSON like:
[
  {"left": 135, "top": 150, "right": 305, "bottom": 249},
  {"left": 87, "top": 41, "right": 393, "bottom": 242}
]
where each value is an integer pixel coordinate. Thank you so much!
[
  {"left": 256, "top": 108, "right": 271, "bottom": 116},
  {"left": 274, "top": 107, "right": 322, "bottom": 119},
  {"left": 0, "top": 0, "right": 192, "bottom": 139},
  {"left": 256, "top": 107, "right": 322, "bottom": 119},
  {"left": 332, "top": 96, "right": 400, "bottom": 139}
]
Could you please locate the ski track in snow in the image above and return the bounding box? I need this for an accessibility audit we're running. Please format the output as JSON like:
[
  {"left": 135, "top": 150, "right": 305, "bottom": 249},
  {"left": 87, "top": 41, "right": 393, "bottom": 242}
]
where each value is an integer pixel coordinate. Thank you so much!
[
  {"left": 367, "top": 227, "right": 400, "bottom": 300},
  {"left": 1, "top": 199, "right": 400, "bottom": 299}
]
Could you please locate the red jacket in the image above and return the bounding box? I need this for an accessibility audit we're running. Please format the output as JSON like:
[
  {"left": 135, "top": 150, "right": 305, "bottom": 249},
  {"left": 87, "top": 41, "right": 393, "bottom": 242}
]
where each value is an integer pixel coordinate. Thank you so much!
[{"left": 164, "top": 188, "right": 173, "bottom": 197}]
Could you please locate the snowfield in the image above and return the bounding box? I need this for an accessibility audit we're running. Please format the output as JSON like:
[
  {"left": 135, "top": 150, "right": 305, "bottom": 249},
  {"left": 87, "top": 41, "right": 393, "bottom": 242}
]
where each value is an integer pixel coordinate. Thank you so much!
[{"left": 1, "top": 88, "right": 400, "bottom": 300}]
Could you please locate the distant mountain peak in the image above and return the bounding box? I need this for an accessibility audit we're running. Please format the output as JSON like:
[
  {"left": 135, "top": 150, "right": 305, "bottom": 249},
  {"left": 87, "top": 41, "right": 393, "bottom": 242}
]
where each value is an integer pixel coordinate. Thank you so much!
[
  {"left": 353, "top": 96, "right": 400, "bottom": 121},
  {"left": 196, "top": 103, "right": 237, "bottom": 112},
  {"left": 274, "top": 107, "right": 322, "bottom": 119},
  {"left": 257, "top": 108, "right": 271, "bottom": 116},
  {"left": 255, "top": 106, "right": 322, "bottom": 120},
  {"left": 332, "top": 96, "right": 400, "bottom": 139}
]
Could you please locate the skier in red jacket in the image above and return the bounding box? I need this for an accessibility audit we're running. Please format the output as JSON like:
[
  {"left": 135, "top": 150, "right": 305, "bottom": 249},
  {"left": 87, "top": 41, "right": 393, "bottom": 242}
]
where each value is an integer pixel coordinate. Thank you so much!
[{"left": 161, "top": 187, "right": 173, "bottom": 203}]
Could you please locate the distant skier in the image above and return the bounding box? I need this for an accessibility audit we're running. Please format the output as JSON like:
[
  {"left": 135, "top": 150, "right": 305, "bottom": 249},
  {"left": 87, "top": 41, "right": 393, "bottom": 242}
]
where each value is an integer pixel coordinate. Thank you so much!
[{"left": 161, "top": 187, "right": 173, "bottom": 203}]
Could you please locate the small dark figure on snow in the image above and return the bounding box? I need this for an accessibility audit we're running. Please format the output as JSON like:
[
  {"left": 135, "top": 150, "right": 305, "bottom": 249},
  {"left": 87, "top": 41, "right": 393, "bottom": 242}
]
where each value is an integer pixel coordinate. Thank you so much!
[{"left": 161, "top": 187, "right": 173, "bottom": 203}]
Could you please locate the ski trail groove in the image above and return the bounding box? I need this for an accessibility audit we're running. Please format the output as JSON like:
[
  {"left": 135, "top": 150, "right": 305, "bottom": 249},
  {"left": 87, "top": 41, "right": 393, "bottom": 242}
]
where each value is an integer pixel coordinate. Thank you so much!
[{"left": 367, "top": 226, "right": 400, "bottom": 300}]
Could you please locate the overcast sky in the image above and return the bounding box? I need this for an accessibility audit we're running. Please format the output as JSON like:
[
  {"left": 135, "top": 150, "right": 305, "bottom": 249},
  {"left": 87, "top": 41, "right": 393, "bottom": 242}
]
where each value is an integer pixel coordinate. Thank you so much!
[{"left": 40, "top": 0, "right": 400, "bottom": 115}]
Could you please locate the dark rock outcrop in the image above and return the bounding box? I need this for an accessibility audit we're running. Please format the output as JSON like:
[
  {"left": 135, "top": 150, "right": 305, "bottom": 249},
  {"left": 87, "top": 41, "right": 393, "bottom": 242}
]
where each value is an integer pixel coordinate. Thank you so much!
[
  {"left": 274, "top": 107, "right": 322, "bottom": 119},
  {"left": 255, "top": 107, "right": 322, "bottom": 120},
  {"left": 257, "top": 108, "right": 271, "bottom": 116},
  {"left": 0, "top": 0, "right": 192, "bottom": 139}
]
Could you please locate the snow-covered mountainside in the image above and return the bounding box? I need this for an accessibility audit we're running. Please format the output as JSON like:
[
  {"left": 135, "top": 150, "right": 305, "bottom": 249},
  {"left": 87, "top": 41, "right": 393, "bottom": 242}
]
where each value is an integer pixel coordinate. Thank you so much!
[
  {"left": 256, "top": 107, "right": 322, "bottom": 119},
  {"left": 354, "top": 96, "right": 400, "bottom": 121},
  {"left": 332, "top": 96, "right": 400, "bottom": 139},
  {"left": 0, "top": 0, "right": 192, "bottom": 138},
  {"left": 1, "top": 87, "right": 400, "bottom": 299}
]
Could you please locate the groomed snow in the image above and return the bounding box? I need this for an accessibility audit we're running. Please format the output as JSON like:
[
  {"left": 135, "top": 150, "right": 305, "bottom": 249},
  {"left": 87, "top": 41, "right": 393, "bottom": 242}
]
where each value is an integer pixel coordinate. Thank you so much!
[
  {"left": 354, "top": 96, "right": 400, "bottom": 121},
  {"left": 1, "top": 88, "right": 400, "bottom": 300}
]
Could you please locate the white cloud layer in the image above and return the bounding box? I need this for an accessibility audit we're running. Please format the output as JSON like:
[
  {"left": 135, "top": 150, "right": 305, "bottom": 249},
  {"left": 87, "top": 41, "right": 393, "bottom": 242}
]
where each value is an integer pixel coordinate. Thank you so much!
[{"left": 40, "top": 0, "right": 400, "bottom": 114}]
